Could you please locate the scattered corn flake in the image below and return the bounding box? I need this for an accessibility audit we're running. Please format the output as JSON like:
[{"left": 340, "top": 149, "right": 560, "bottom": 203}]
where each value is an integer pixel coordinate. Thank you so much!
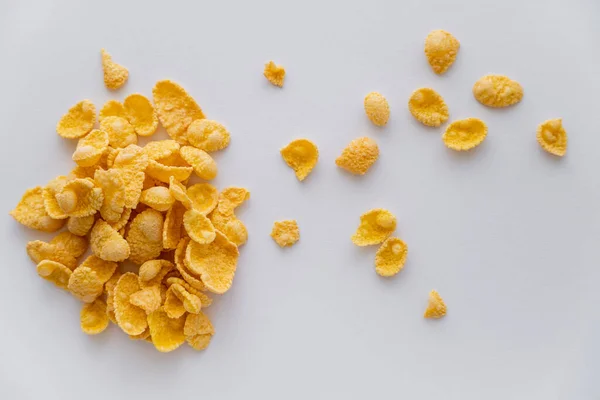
[
  {"left": 175, "top": 238, "right": 207, "bottom": 291},
  {"left": 27, "top": 240, "right": 78, "bottom": 270},
  {"left": 101, "top": 49, "right": 128, "bottom": 90},
  {"left": 442, "top": 118, "right": 487, "bottom": 151},
  {"left": 56, "top": 100, "right": 96, "bottom": 139},
  {"left": 537, "top": 118, "right": 567, "bottom": 157},
  {"left": 68, "top": 266, "right": 104, "bottom": 303},
  {"left": 90, "top": 219, "right": 130, "bottom": 262},
  {"left": 146, "top": 159, "right": 193, "bottom": 184},
  {"left": 56, "top": 178, "right": 104, "bottom": 218},
  {"left": 67, "top": 215, "right": 95, "bottom": 236},
  {"left": 187, "top": 119, "right": 231, "bottom": 152},
  {"left": 408, "top": 88, "right": 449, "bottom": 127},
  {"left": 124, "top": 93, "right": 158, "bottom": 137},
  {"left": 152, "top": 80, "right": 205, "bottom": 144},
  {"left": 424, "top": 30, "right": 460, "bottom": 75},
  {"left": 72, "top": 129, "right": 109, "bottom": 167},
  {"left": 109, "top": 208, "right": 132, "bottom": 232},
  {"left": 375, "top": 237, "right": 408, "bottom": 277},
  {"left": 271, "top": 220, "right": 299, "bottom": 247},
  {"left": 129, "top": 285, "right": 162, "bottom": 314},
  {"left": 94, "top": 168, "right": 126, "bottom": 222},
  {"left": 140, "top": 186, "right": 175, "bottom": 212},
  {"left": 11, "top": 187, "right": 66, "bottom": 232},
  {"left": 184, "top": 312, "right": 214, "bottom": 350},
  {"left": 352, "top": 208, "right": 397, "bottom": 246},
  {"left": 165, "top": 277, "right": 212, "bottom": 308},
  {"left": 170, "top": 283, "right": 202, "bottom": 314},
  {"left": 37, "top": 260, "right": 72, "bottom": 289},
  {"left": 424, "top": 290, "right": 447, "bottom": 319},
  {"left": 280, "top": 139, "right": 319, "bottom": 181},
  {"left": 100, "top": 116, "right": 137, "bottom": 148},
  {"left": 335, "top": 137, "right": 379, "bottom": 176},
  {"left": 144, "top": 140, "right": 181, "bottom": 161},
  {"left": 184, "top": 209, "right": 216, "bottom": 245},
  {"left": 163, "top": 287, "right": 187, "bottom": 319},
  {"left": 99, "top": 100, "right": 126, "bottom": 121},
  {"left": 80, "top": 255, "right": 117, "bottom": 283},
  {"left": 114, "top": 272, "right": 148, "bottom": 335},
  {"left": 42, "top": 176, "right": 70, "bottom": 220},
  {"left": 185, "top": 231, "right": 239, "bottom": 294},
  {"left": 163, "top": 202, "right": 186, "bottom": 250},
  {"left": 187, "top": 183, "right": 219, "bottom": 215},
  {"left": 473, "top": 74, "right": 523, "bottom": 108},
  {"left": 217, "top": 187, "right": 250, "bottom": 215},
  {"left": 147, "top": 308, "right": 186, "bottom": 352},
  {"left": 50, "top": 231, "right": 88, "bottom": 258},
  {"left": 180, "top": 146, "right": 217, "bottom": 180},
  {"left": 263, "top": 61, "right": 285, "bottom": 87},
  {"left": 126, "top": 209, "right": 164, "bottom": 264},
  {"left": 209, "top": 209, "right": 247, "bottom": 246},
  {"left": 139, "top": 259, "right": 174, "bottom": 288},
  {"left": 80, "top": 299, "right": 109, "bottom": 335},
  {"left": 364, "top": 92, "right": 390, "bottom": 127},
  {"left": 168, "top": 177, "right": 192, "bottom": 209}
]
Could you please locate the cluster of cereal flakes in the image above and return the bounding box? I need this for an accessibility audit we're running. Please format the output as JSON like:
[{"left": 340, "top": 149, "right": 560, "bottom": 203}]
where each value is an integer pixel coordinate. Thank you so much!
[{"left": 11, "top": 71, "right": 248, "bottom": 352}]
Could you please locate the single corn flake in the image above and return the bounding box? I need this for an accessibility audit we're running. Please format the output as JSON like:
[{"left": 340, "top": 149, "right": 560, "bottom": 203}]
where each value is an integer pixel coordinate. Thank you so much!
[
  {"left": 163, "top": 202, "right": 186, "bottom": 250},
  {"left": 72, "top": 129, "right": 109, "bottom": 167},
  {"left": 165, "top": 277, "right": 212, "bottom": 308},
  {"left": 114, "top": 272, "right": 148, "bottom": 335},
  {"left": 184, "top": 209, "right": 216, "bottom": 244},
  {"left": 42, "top": 176, "right": 70, "bottom": 220},
  {"left": 100, "top": 116, "right": 137, "bottom": 148},
  {"left": 170, "top": 283, "right": 202, "bottom": 314},
  {"left": 11, "top": 187, "right": 66, "bottom": 232},
  {"left": 112, "top": 145, "right": 148, "bottom": 208},
  {"left": 375, "top": 237, "right": 408, "bottom": 277},
  {"left": 146, "top": 159, "right": 193, "bottom": 184},
  {"left": 335, "top": 137, "right": 379, "bottom": 175},
  {"left": 364, "top": 92, "right": 390, "bottom": 127},
  {"left": 140, "top": 186, "right": 175, "bottom": 212},
  {"left": 126, "top": 209, "right": 164, "bottom": 264},
  {"left": 442, "top": 118, "right": 487, "bottom": 151},
  {"left": 56, "top": 100, "right": 96, "bottom": 139},
  {"left": 79, "top": 255, "right": 117, "bottom": 283},
  {"left": 185, "top": 231, "right": 239, "bottom": 294},
  {"left": 280, "top": 139, "right": 319, "bottom": 181},
  {"left": 124, "top": 93, "right": 158, "bottom": 137},
  {"left": 169, "top": 177, "right": 192, "bottom": 209},
  {"left": 184, "top": 312, "right": 214, "bottom": 350},
  {"left": 352, "top": 208, "right": 397, "bottom": 246},
  {"left": 152, "top": 80, "right": 205, "bottom": 144},
  {"left": 187, "top": 120, "right": 230, "bottom": 152},
  {"left": 27, "top": 240, "right": 78, "bottom": 270},
  {"left": 408, "top": 88, "right": 449, "bottom": 127},
  {"left": 108, "top": 207, "right": 132, "bottom": 232},
  {"left": 147, "top": 308, "right": 186, "bottom": 352},
  {"left": 263, "top": 61, "right": 285, "bottom": 87},
  {"left": 90, "top": 219, "right": 130, "bottom": 262},
  {"left": 175, "top": 238, "right": 206, "bottom": 291},
  {"left": 180, "top": 146, "right": 217, "bottom": 180},
  {"left": 210, "top": 209, "right": 247, "bottom": 246},
  {"left": 101, "top": 49, "right": 128, "bottom": 90},
  {"left": 144, "top": 140, "right": 181, "bottom": 161},
  {"left": 537, "top": 118, "right": 567, "bottom": 157},
  {"left": 217, "top": 187, "right": 250, "bottom": 215},
  {"left": 164, "top": 286, "right": 187, "bottom": 318},
  {"left": 50, "top": 231, "right": 88, "bottom": 258},
  {"left": 56, "top": 178, "right": 104, "bottom": 218},
  {"left": 424, "top": 30, "right": 460, "bottom": 75},
  {"left": 80, "top": 299, "right": 109, "bottom": 335},
  {"left": 424, "top": 290, "right": 447, "bottom": 319},
  {"left": 94, "top": 168, "right": 126, "bottom": 222},
  {"left": 37, "top": 260, "right": 72, "bottom": 289},
  {"left": 99, "top": 100, "right": 126, "bottom": 121},
  {"left": 187, "top": 183, "right": 219, "bottom": 215},
  {"left": 129, "top": 285, "right": 162, "bottom": 314},
  {"left": 473, "top": 75, "right": 523, "bottom": 108},
  {"left": 67, "top": 215, "right": 95, "bottom": 237},
  {"left": 271, "top": 220, "right": 300, "bottom": 247},
  {"left": 105, "top": 270, "right": 122, "bottom": 324},
  {"left": 139, "top": 259, "right": 174, "bottom": 287},
  {"left": 68, "top": 266, "right": 104, "bottom": 303}
]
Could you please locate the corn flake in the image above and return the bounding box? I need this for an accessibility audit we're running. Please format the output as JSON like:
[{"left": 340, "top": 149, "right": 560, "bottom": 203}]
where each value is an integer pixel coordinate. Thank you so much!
[
  {"left": 335, "top": 137, "right": 379, "bottom": 176},
  {"left": 67, "top": 215, "right": 95, "bottom": 236},
  {"left": 424, "top": 30, "right": 460, "bottom": 75},
  {"left": 146, "top": 159, "right": 193, "bottom": 184},
  {"left": 168, "top": 177, "right": 192, "bottom": 208},
  {"left": 473, "top": 74, "right": 523, "bottom": 108},
  {"left": 364, "top": 92, "right": 390, "bottom": 127},
  {"left": 352, "top": 208, "right": 397, "bottom": 246},
  {"left": 144, "top": 140, "right": 181, "bottom": 161},
  {"left": 94, "top": 168, "right": 126, "bottom": 222},
  {"left": 271, "top": 220, "right": 299, "bottom": 247},
  {"left": 184, "top": 312, "right": 214, "bottom": 350},
  {"left": 113, "top": 145, "right": 148, "bottom": 208},
  {"left": 11, "top": 187, "right": 66, "bottom": 232},
  {"left": 129, "top": 285, "right": 162, "bottom": 314},
  {"left": 80, "top": 255, "right": 117, "bottom": 282},
  {"left": 263, "top": 61, "right": 285, "bottom": 87},
  {"left": 424, "top": 290, "right": 447, "bottom": 319},
  {"left": 101, "top": 49, "right": 128, "bottom": 90},
  {"left": 170, "top": 283, "right": 202, "bottom": 314},
  {"left": 139, "top": 186, "right": 175, "bottom": 212},
  {"left": 175, "top": 238, "right": 206, "bottom": 291},
  {"left": 147, "top": 308, "right": 186, "bottom": 352},
  {"left": 80, "top": 299, "right": 109, "bottom": 335},
  {"left": 280, "top": 139, "right": 319, "bottom": 181},
  {"left": 187, "top": 183, "right": 219, "bottom": 214},
  {"left": 163, "top": 202, "right": 186, "bottom": 250},
  {"left": 50, "top": 232, "right": 88, "bottom": 258},
  {"left": 114, "top": 273, "right": 148, "bottom": 335},
  {"left": 99, "top": 100, "right": 126, "bottom": 121},
  {"left": 187, "top": 119, "right": 231, "bottom": 152},
  {"left": 184, "top": 209, "right": 216, "bottom": 244},
  {"left": 68, "top": 266, "right": 104, "bottom": 303},
  {"left": 375, "top": 237, "right": 408, "bottom": 277},
  {"left": 537, "top": 118, "right": 567, "bottom": 157},
  {"left": 164, "top": 286, "right": 187, "bottom": 318},
  {"left": 90, "top": 219, "right": 130, "bottom": 262},
  {"left": 109, "top": 208, "right": 132, "bottom": 232},
  {"left": 126, "top": 209, "right": 164, "bottom": 264},
  {"left": 56, "top": 100, "right": 96, "bottom": 139},
  {"left": 165, "top": 277, "right": 212, "bottom": 308},
  {"left": 139, "top": 259, "right": 174, "bottom": 288},
  {"left": 218, "top": 187, "right": 249, "bottom": 215},
  {"left": 100, "top": 116, "right": 137, "bottom": 148},
  {"left": 27, "top": 240, "right": 78, "bottom": 270},
  {"left": 72, "top": 129, "right": 109, "bottom": 167},
  {"left": 442, "top": 118, "right": 487, "bottom": 151},
  {"left": 37, "top": 260, "right": 72, "bottom": 289},
  {"left": 56, "top": 178, "right": 104, "bottom": 218},
  {"left": 408, "top": 88, "right": 449, "bottom": 127},
  {"left": 179, "top": 146, "right": 217, "bottom": 180},
  {"left": 42, "top": 176, "right": 70, "bottom": 220},
  {"left": 124, "top": 93, "right": 158, "bottom": 137}
]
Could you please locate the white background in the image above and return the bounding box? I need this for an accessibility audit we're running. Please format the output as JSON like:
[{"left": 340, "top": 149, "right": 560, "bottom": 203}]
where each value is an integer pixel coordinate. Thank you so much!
[{"left": 1, "top": 0, "right": 599, "bottom": 399}]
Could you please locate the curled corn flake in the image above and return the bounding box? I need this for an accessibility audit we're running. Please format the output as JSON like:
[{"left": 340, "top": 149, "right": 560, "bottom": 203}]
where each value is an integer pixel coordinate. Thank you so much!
[
  {"left": 187, "top": 119, "right": 230, "bottom": 152},
  {"left": 280, "top": 139, "right": 319, "bottom": 181},
  {"left": 537, "top": 118, "right": 567, "bottom": 157},
  {"left": 175, "top": 238, "right": 206, "bottom": 291},
  {"left": 56, "top": 178, "right": 104, "bottom": 218},
  {"left": 163, "top": 202, "right": 186, "bottom": 250},
  {"left": 42, "top": 176, "right": 70, "bottom": 220},
  {"left": 364, "top": 92, "right": 390, "bottom": 127},
  {"left": 72, "top": 129, "right": 109, "bottom": 167},
  {"left": 187, "top": 183, "right": 218, "bottom": 215},
  {"left": 424, "top": 290, "right": 447, "bottom": 319},
  {"left": 270, "top": 220, "right": 300, "bottom": 247},
  {"left": 263, "top": 61, "right": 285, "bottom": 87},
  {"left": 152, "top": 80, "right": 205, "bottom": 144},
  {"left": 100, "top": 116, "right": 137, "bottom": 148},
  {"left": 68, "top": 266, "right": 104, "bottom": 303},
  {"left": 169, "top": 177, "right": 192, "bottom": 209},
  {"left": 140, "top": 186, "right": 175, "bottom": 212},
  {"left": 37, "top": 260, "right": 71, "bottom": 289},
  {"left": 129, "top": 328, "right": 151, "bottom": 341},
  {"left": 473, "top": 75, "right": 523, "bottom": 108},
  {"left": 90, "top": 220, "right": 130, "bottom": 262},
  {"left": 157, "top": 151, "right": 189, "bottom": 167},
  {"left": 80, "top": 255, "right": 117, "bottom": 283},
  {"left": 375, "top": 237, "right": 408, "bottom": 277},
  {"left": 424, "top": 30, "right": 460, "bottom": 75},
  {"left": 113, "top": 145, "right": 148, "bottom": 209},
  {"left": 94, "top": 168, "right": 126, "bottom": 222},
  {"left": 126, "top": 209, "right": 164, "bottom": 265},
  {"left": 164, "top": 286, "right": 187, "bottom": 318},
  {"left": 185, "top": 231, "right": 239, "bottom": 294},
  {"left": 130, "top": 285, "right": 162, "bottom": 314},
  {"left": 109, "top": 208, "right": 132, "bottom": 232},
  {"left": 56, "top": 100, "right": 96, "bottom": 139},
  {"left": 50, "top": 232, "right": 88, "bottom": 258},
  {"left": 184, "top": 209, "right": 216, "bottom": 244},
  {"left": 81, "top": 299, "right": 109, "bottom": 335},
  {"left": 67, "top": 215, "right": 95, "bottom": 237},
  {"left": 352, "top": 208, "right": 397, "bottom": 246},
  {"left": 335, "top": 137, "right": 379, "bottom": 176},
  {"left": 124, "top": 93, "right": 158, "bottom": 137},
  {"left": 146, "top": 159, "right": 193, "bottom": 184},
  {"left": 144, "top": 140, "right": 180, "bottom": 161},
  {"left": 27, "top": 240, "right": 77, "bottom": 270},
  {"left": 11, "top": 187, "right": 65, "bottom": 232},
  {"left": 442, "top": 118, "right": 487, "bottom": 151},
  {"left": 170, "top": 283, "right": 202, "bottom": 314},
  {"left": 408, "top": 88, "right": 449, "bottom": 127},
  {"left": 114, "top": 273, "right": 148, "bottom": 335},
  {"left": 209, "top": 209, "right": 247, "bottom": 246},
  {"left": 101, "top": 49, "right": 128, "bottom": 90},
  {"left": 180, "top": 146, "right": 217, "bottom": 180},
  {"left": 147, "top": 309, "right": 186, "bottom": 352},
  {"left": 139, "top": 259, "right": 174, "bottom": 287},
  {"left": 99, "top": 100, "right": 126, "bottom": 121},
  {"left": 165, "top": 277, "right": 212, "bottom": 307},
  {"left": 184, "top": 312, "right": 214, "bottom": 351}
]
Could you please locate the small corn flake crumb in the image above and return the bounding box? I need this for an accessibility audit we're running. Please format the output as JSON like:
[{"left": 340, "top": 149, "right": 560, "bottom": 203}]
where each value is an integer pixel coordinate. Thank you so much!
[
  {"left": 364, "top": 92, "right": 390, "bottom": 127},
  {"left": 442, "top": 118, "right": 487, "bottom": 151},
  {"left": 408, "top": 88, "right": 449, "bottom": 127},
  {"left": 424, "top": 30, "right": 460, "bottom": 75},
  {"left": 101, "top": 49, "right": 129, "bottom": 90},
  {"left": 375, "top": 237, "right": 407, "bottom": 277},
  {"left": 537, "top": 118, "right": 567, "bottom": 157},
  {"left": 424, "top": 290, "right": 447, "bottom": 319},
  {"left": 280, "top": 139, "right": 319, "bottom": 181},
  {"left": 56, "top": 100, "right": 96, "bottom": 139},
  {"left": 263, "top": 61, "right": 285, "bottom": 87},
  {"left": 270, "top": 220, "right": 300, "bottom": 247},
  {"left": 187, "top": 120, "right": 231, "bottom": 152},
  {"left": 352, "top": 208, "right": 397, "bottom": 246},
  {"left": 335, "top": 137, "right": 379, "bottom": 176},
  {"left": 473, "top": 75, "right": 523, "bottom": 108}
]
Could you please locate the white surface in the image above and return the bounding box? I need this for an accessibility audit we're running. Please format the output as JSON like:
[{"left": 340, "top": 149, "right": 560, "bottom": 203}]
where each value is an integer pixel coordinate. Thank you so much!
[{"left": 1, "top": 0, "right": 599, "bottom": 398}]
